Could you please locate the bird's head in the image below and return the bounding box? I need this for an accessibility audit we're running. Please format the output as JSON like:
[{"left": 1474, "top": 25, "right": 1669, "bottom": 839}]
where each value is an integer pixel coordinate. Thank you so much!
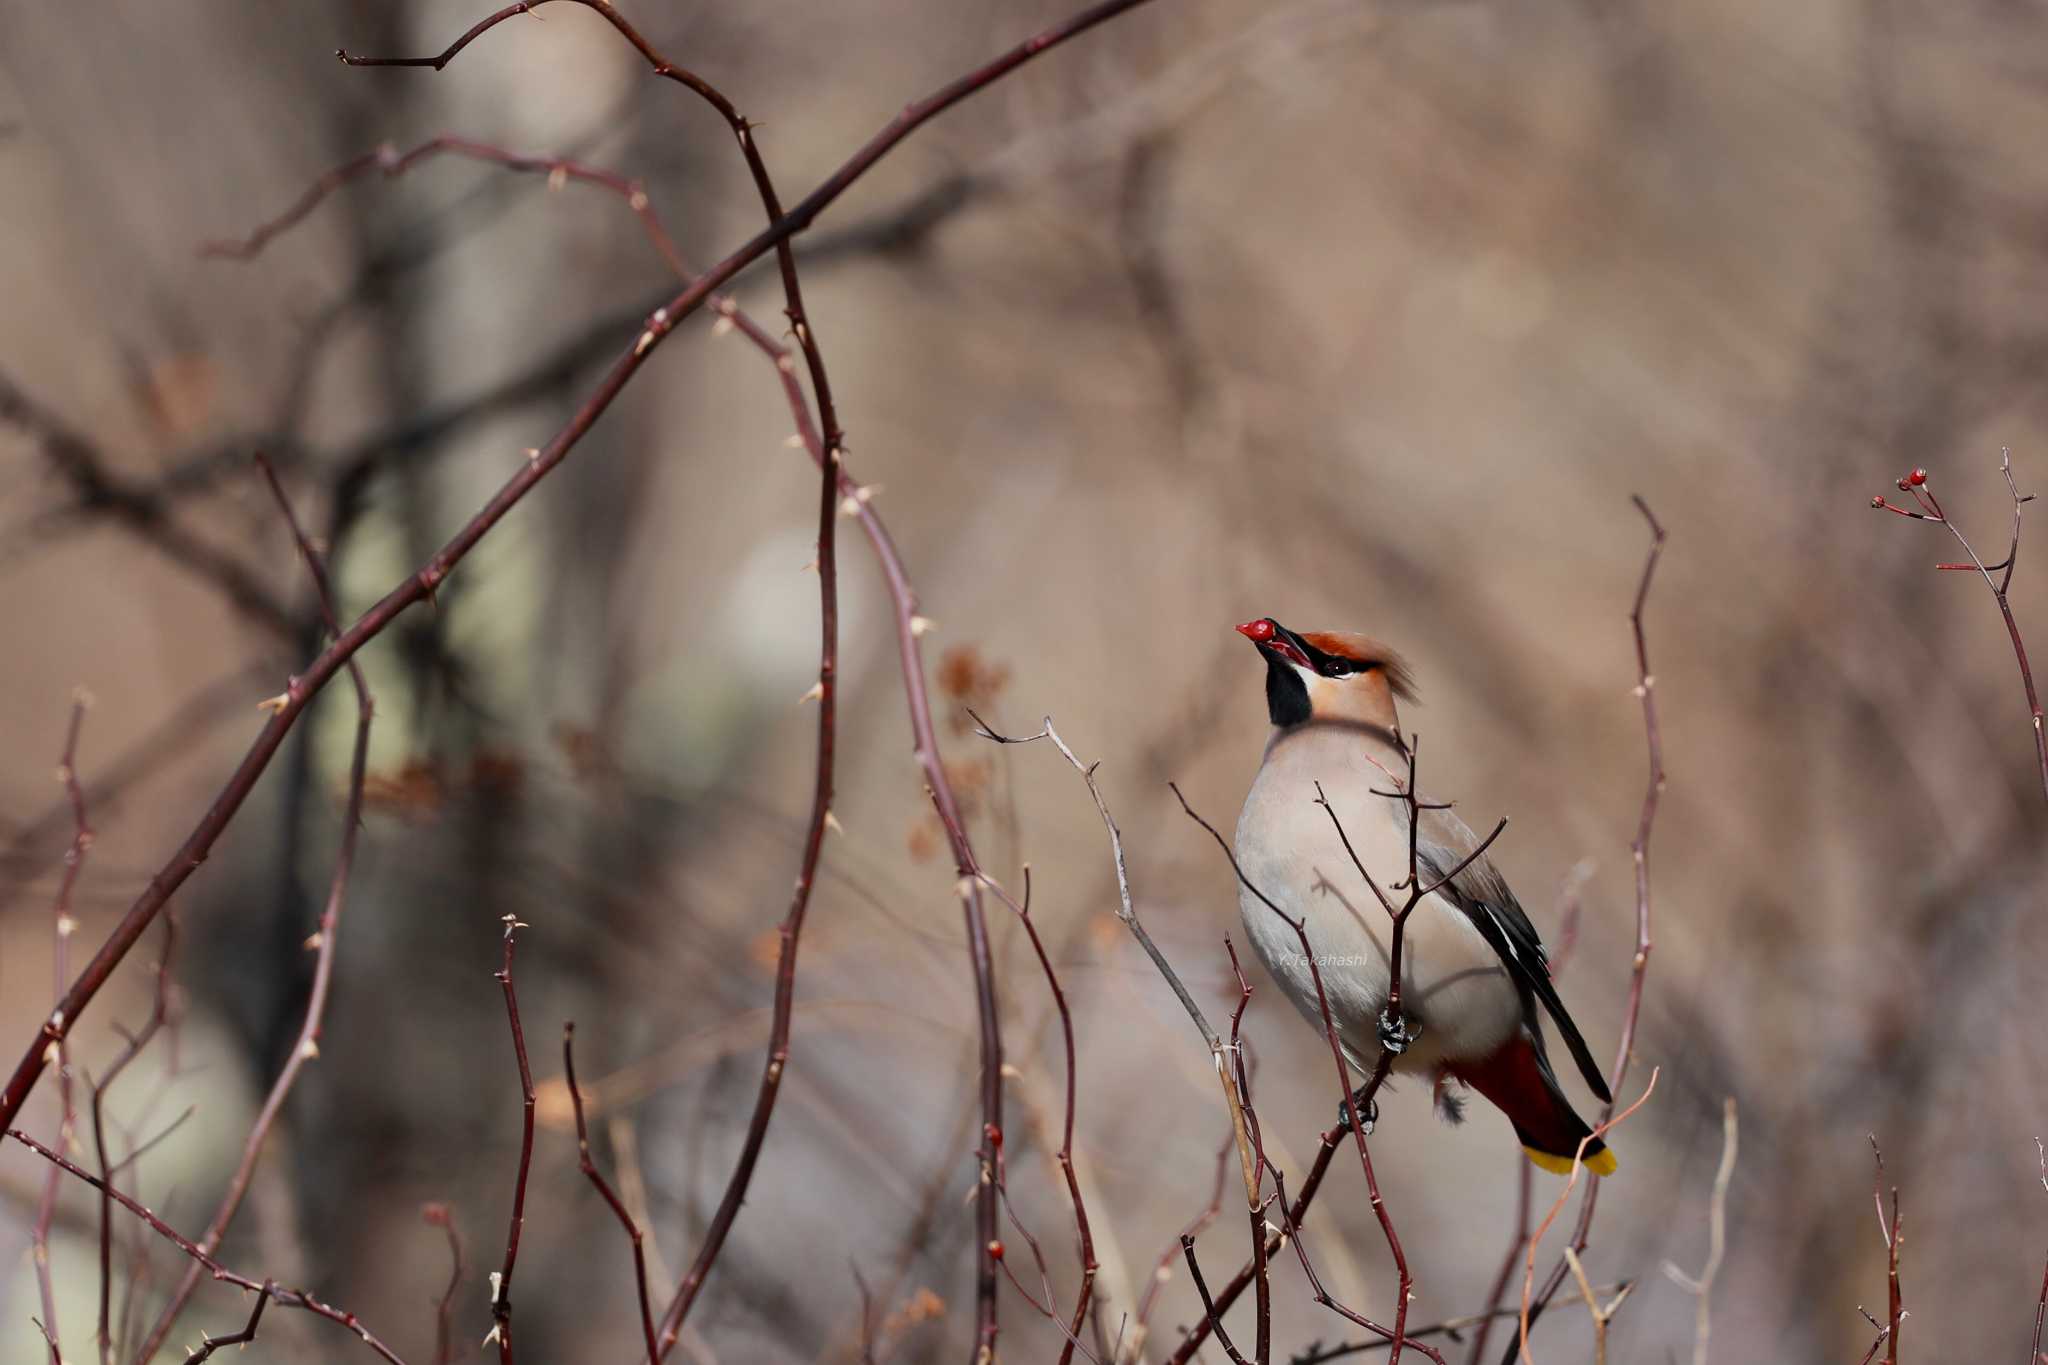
[{"left": 1235, "top": 617, "right": 1416, "bottom": 732}]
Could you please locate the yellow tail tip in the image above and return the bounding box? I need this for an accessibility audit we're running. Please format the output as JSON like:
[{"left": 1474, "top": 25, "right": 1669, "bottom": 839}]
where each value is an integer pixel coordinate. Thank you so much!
[{"left": 1523, "top": 1145, "right": 1618, "bottom": 1178}]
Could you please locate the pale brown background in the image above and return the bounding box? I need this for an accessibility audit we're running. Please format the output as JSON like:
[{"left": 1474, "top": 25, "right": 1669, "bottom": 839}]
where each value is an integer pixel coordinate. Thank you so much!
[{"left": 4, "top": 1, "right": 2047, "bottom": 1361}]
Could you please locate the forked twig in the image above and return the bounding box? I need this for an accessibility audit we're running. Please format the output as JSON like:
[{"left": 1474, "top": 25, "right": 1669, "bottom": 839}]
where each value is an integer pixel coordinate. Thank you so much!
[{"left": 1871, "top": 453, "right": 2047, "bottom": 806}]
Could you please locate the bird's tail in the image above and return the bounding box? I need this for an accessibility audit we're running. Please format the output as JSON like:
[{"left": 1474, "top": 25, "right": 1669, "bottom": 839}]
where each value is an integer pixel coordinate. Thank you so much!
[{"left": 1453, "top": 1030, "right": 1616, "bottom": 1177}]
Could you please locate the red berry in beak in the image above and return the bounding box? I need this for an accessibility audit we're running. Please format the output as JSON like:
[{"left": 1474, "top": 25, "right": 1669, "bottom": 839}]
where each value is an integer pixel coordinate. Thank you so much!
[{"left": 1237, "top": 618, "right": 1276, "bottom": 642}]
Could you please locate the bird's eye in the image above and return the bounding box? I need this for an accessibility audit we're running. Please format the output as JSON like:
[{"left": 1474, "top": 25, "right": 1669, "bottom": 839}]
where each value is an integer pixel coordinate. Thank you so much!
[{"left": 1320, "top": 660, "right": 1354, "bottom": 678}]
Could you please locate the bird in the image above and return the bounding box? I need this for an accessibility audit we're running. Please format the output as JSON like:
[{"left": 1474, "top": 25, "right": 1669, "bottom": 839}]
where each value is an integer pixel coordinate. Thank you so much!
[{"left": 1230, "top": 616, "right": 1616, "bottom": 1176}]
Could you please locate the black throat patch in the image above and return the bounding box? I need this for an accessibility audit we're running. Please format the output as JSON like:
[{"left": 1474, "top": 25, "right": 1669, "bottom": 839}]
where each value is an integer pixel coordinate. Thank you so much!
[{"left": 1263, "top": 651, "right": 1312, "bottom": 728}]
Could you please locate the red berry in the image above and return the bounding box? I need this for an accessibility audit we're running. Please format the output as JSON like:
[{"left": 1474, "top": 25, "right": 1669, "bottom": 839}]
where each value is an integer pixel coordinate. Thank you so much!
[
  {"left": 1908, "top": 468, "right": 1927, "bottom": 486},
  {"left": 1897, "top": 479, "right": 1912, "bottom": 492},
  {"left": 1871, "top": 496, "right": 1887, "bottom": 508},
  {"left": 984, "top": 1123, "right": 1003, "bottom": 1148},
  {"left": 1237, "top": 618, "right": 1276, "bottom": 642},
  {"left": 988, "top": 1240, "right": 1006, "bottom": 1261}
]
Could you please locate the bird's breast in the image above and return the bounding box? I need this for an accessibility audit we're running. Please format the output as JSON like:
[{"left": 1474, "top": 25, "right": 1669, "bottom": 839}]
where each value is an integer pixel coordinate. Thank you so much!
[{"left": 1232, "top": 739, "right": 1522, "bottom": 1070}]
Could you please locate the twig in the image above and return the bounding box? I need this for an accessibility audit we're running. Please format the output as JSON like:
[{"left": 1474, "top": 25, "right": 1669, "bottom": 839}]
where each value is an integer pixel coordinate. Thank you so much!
[
  {"left": 1288, "top": 1292, "right": 1628, "bottom": 1365},
  {"left": 1864, "top": 1138, "right": 1904, "bottom": 1365},
  {"left": 1557, "top": 1250, "right": 1631, "bottom": 1365},
  {"left": 1516, "top": 1068, "right": 1661, "bottom": 1365},
  {"left": 972, "top": 714, "right": 1217, "bottom": 1044},
  {"left": 1663, "top": 1098, "right": 1738, "bottom": 1365},
  {"left": 5, "top": 1128, "right": 411, "bottom": 1364},
  {"left": 565, "top": 1023, "right": 661, "bottom": 1365},
  {"left": 1462, "top": 1156, "right": 1530, "bottom": 1365},
  {"left": 486, "top": 916, "right": 537, "bottom": 1364},
  {"left": 32, "top": 695, "right": 92, "bottom": 1365},
  {"left": 90, "top": 913, "right": 180, "bottom": 1365},
  {"left": 0, "top": 372, "right": 297, "bottom": 635},
  {"left": 422, "top": 1203, "right": 466, "bottom": 1365},
  {"left": 2032, "top": 1137, "right": 2046, "bottom": 1365},
  {"left": 1170, "top": 774, "right": 1450, "bottom": 1365},
  {"left": 187, "top": 1281, "right": 273, "bottom": 1363},
  {"left": 1133, "top": 1131, "right": 1232, "bottom": 1355},
  {"left": 1513, "top": 497, "right": 1665, "bottom": 1354},
  {"left": 135, "top": 453, "right": 377, "bottom": 1361},
  {"left": 974, "top": 864, "right": 1099, "bottom": 1363},
  {"left": 973, "top": 719, "right": 1285, "bottom": 1358},
  {"left": 1182, "top": 1236, "right": 1253, "bottom": 1365},
  {"left": 1870, "top": 453, "right": 2047, "bottom": 806}
]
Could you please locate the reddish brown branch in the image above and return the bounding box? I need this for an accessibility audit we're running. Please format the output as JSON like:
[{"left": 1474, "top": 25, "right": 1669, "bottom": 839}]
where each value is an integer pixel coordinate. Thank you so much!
[
  {"left": 1871, "top": 453, "right": 2047, "bottom": 806},
  {"left": 187, "top": 1280, "right": 273, "bottom": 1363},
  {"left": 975, "top": 865, "right": 1099, "bottom": 1362},
  {"left": 487, "top": 917, "right": 538, "bottom": 1364},
  {"left": 6, "top": 1128, "right": 410, "bottom": 1364},
  {"left": 1513, "top": 497, "right": 1665, "bottom": 1353},
  {"left": 564, "top": 1024, "right": 661, "bottom": 1365},
  {"left": 422, "top": 1203, "right": 467, "bottom": 1365},
  {"left": 1864, "top": 1139, "right": 1905, "bottom": 1365},
  {"left": 135, "top": 454, "right": 377, "bottom": 1361}
]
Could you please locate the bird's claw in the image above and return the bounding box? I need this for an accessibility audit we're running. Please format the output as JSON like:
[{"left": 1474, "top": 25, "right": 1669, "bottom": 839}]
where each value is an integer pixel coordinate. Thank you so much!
[
  {"left": 1335, "top": 1088, "right": 1379, "bottom": 1136},
  {"left": 1378, "top": 1009, "right": 1412, "bottom": 1055}
]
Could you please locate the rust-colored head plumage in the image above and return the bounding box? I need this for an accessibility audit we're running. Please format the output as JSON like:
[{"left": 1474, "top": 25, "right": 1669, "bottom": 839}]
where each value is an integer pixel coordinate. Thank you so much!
[{"left": 1235, "top": 618, "right": 1417, "bottom": 729}]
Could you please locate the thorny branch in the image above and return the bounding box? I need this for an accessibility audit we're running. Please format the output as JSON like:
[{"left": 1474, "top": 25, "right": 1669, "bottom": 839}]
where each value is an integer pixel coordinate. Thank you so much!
[
  {"left": 972, "top": 861, "right": 1101, "bottom": 1363},
  {"left": 487, "top": 916, "right": 538, "bottom": 1364},
  {"left": 1870, "top": 453, "right": 2048, "bottom": 807},
  {"left": 5, "top": 1128, "right": 411, "bottom": 1364}
]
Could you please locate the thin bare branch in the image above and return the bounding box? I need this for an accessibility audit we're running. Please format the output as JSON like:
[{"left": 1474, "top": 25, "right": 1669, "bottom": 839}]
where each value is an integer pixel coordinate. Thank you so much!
[{"left": 135, "top": 454, "right": 377, "bottom": 1360}]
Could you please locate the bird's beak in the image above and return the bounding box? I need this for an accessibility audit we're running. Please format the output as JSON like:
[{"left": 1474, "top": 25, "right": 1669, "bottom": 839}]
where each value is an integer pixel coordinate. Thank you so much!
[{"left": 1237, "top": 617, "right": 1311, "bottom": 669}]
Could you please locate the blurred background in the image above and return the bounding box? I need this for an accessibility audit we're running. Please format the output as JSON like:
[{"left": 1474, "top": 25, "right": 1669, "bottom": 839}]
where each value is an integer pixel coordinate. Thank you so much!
[{"left": 4, "top": 0, "right": 2047, "bottom": 1360}]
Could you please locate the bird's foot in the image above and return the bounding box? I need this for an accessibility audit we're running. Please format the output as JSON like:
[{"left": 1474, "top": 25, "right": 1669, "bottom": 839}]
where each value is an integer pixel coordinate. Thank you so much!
[
  {"left": 1378, "top": 1009, "right": 1413, "bottom": 1055},
  {"left": 1335, "top": 1086, "right": 1379, "bottom": 1136}
]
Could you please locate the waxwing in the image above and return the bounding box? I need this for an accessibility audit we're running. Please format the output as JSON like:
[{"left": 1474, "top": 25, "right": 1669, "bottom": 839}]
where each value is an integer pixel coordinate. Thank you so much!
[{"left": 1231, "top": 617, "right": 1615, "bottom": 1176}]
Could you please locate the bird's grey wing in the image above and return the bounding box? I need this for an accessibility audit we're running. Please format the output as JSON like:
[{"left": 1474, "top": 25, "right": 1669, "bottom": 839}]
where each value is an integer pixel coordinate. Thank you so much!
[{"left": 1411, "top": 801, "right": 1613, "bottom": 1104}]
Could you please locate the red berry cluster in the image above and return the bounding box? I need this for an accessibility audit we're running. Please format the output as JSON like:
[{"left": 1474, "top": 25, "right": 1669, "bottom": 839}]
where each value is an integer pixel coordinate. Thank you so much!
[{"left": 1871, "top": 468, "right": 1939, "bottom": 520}]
